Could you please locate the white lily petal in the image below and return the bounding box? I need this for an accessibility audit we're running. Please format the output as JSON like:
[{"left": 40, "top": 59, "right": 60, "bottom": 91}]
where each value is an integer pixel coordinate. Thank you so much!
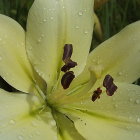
[
  {"left": 56, "top": 83, "right": 140, "bottom": 139},
  {"left": 61, "top": 83, "right": 140, "bottom": 124},
  {"left": 0, "top": 14, "right": 37, "bottom": 93},
  {"left": 54, "top": 111, "right": 85, "bottom": 140},
  {"left": 26, "top": 0, "right": 94, "bottom": 88},
  {"left": 0, "top": 89, "right": 57, "bottom": 140},
  {"left": 63, "top": 109, "right": 140, "bottom": 140},
  {"left": 75, "top": 21, "right": 140, "bottom": 86}
]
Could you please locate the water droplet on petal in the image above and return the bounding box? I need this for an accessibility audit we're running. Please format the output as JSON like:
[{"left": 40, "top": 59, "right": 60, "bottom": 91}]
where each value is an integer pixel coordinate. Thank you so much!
[
  {"left": 84, "top": 30, "right": 88, "bottom": 34},
  {"left": 75, "top": 26, "right": 80, "bottom": 29},
  {"left": 37, "top": 38, "right": 42, "bottom": 43},
  {"left": 31, "top": 121, "right": 37, "bottom": 127},
  {"left": 18, "top": 135, "right": 24, "bottom": 140},
  {"left": 135, "top": 99, "right": 140, "bottom": 104},
  {"left": 118, "top": 72, "right": 123, "bottom": 76},
  {"left": 83, "top": 9, "right": 87, "bottom": 12},
  {"left": 137, "top": 118, "right": 140, "bottom": 123},
  {"left": 9, "top": 119, "right": 16, "bottom": 125},
  {"left": 36, "top": 131, "right": 41, "bottom": 136},
  {"left": 0, "top": 56, "right": 2, "bottom": 61},
  {"left": 114, "top": 104, "right": 118, "bottom": 108},
  {"left": 129, "top": 98, "right": 133, "bottom": 102},
  {"left": 50, "top": 17, "right": 54, "bottom": 20},
  {"left": 41, "top": 34, "right": 45, "bottom": 38},
  {"left": 43, "top": 19, "right": 47, "bottom": 22},
  {"left": 29, "top": 134, "right": 33, "bottom": 138},
  {"left": 78, "top": 11, "right": 83, "bottom": 16},
  {"left": 50, "top": 120, "right": 56, "bottom": 126}
]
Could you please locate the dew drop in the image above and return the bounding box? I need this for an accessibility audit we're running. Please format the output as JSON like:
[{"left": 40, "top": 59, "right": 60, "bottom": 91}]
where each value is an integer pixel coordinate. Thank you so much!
[
  {"left": 84, "top": 30, "right": 88, "bottom": 34},
  {"left": 41, "top": 34, "right": 45, "bottom": 38},
  {"left": 135, "top": 99, "right": 140, "bottom": 104},
  {"left": 36, "top": 131, "right": 41, "bottom": 136},
  {"left": 43, "top": 19, "right": 47, "bottom": 22},
  {"left": 75, "top": 26, "right": 80, "bottom": 29},
  {"left": 50, "top": 120, "right": 56, "bottom": 126},
  {"left": 29, "top": 134, "right": 33, "bottom": 138},
  {"left": 18, "top": 135, "right": 23, "bottom": 140},
  {"left": 41, "top": 59, "right": 45, "bottom": 62},
  {"left": 126, "top": 126, "right": 131, "bottom": 130},
  {"left": 37, "top": 38, "right": 41, "bottom": 43},
  {"left": 83, "top": 9, "right": 87, "bottom": 12},
  {"left": 0, "top": 56, "right": 2, "bottom": 61},
  {"left": 114, "top": 104, "right": 118, "bottom": 108},
  {"left": 137, "top": 118, "right": 140, "bottom": 123},
  {"left": 31, "top": 121, "right": 37, "bottom": 127},
  {"left": 78, "top": 11, "right": 83, "bottom": 16},
  {"left": 129, "top": 98, "right": 133, "bottom": 102},
  {"left": 9, "top": 119, "right": 16, "bottom": 125},
  {"left": 118, "top": 72, "right": 123, "bottom": 76},
  {"left": 50, "top": 17, "right": 54, "bottom": 20}
]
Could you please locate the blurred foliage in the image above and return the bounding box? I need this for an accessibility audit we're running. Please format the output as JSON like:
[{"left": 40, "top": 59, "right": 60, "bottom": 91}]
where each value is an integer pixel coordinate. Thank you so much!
[
  {"left": 0, "top": 0, "right": 34, "bottom": 28},
  {"left": 0, "top": 0, "right": 139, "bottom": 90},
  {"left": 96, "top": 0, "right": 140, "bottom": 40}
]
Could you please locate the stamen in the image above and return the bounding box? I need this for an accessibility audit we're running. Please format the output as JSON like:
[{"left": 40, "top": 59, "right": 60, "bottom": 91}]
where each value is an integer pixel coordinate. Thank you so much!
[
  {"left": 103, "top": 74, "right": 113, "bottom": 89},
  {"left": 61, "top": 71, "right": 75, "bottom": 89},
  {"left": 92, "top": 88, "right": 102, "bottom": 102},
  {"left": 106, "top": 84, "right": 117, "bottom": 96},
  {"left": 61, "top": 60, "right": 77, "bottom": 72},
  {"left": 103, "top": 74, "right": 117, "bottom": 96},
  {"left": 63, "top": 44, "right": 73, "bottom": 61}
]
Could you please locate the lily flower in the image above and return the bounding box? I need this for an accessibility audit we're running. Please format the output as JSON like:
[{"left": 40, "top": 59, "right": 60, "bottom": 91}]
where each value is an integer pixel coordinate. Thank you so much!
[{"left": 0, "top": 0, "right": 140, "bottom": 139}]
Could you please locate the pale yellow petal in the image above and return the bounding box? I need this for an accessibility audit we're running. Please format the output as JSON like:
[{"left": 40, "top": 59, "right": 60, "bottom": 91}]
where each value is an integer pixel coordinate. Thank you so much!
[
  {"left": 53, "top": 111, "right": 85, "bottom": 140},
  {"left": 0, "top": 14, "right": 37, "bottom": 93},
  {"left": 77, "top": 21, "right": 140, "bottom": 86},
  {"left": 62, "top": 83, "right": 140, "bottom": 124},
  {"left": 26, "top": 0, "right": 94, "bottom": 89},
  {"left": 0, "top": 89, "right": 57, "bottom": 140},
  {"left": 57, "top": 83, "right": 140, "bottom": 139},
  {"left": 62, "top": 109, "right": 140, "bottom": 140}
]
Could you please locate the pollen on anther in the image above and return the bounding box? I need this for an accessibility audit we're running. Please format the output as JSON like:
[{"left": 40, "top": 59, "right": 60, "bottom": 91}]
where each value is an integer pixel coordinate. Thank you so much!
[
  {"left": 61, "top": 71, "right": 75, "bottom": 89},
  {"left": 103, "top": 74, "right": 118, "bottom": 96},
  {"left": 92, "top": 87, "right": 102, "bottom": 102},
  {"left": 61, "top": 60, "right": 77, "bottom": 72},
  {"left": 63, "top": 44, "right": 73, "bottom": 61}
]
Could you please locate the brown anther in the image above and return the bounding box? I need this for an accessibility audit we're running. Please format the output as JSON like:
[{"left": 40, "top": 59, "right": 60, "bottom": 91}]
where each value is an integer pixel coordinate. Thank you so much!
[
  {"left": 61, "top": 71, "right": 75, "bottom": 89},
  {"left": 103, "top": 74, "right": 117, "bottom": 96},
  {"left": 92, "top": 88, "right": 102, "bottom": 102},
  {"left": 63, "top": 44, "right": 73, "bottom": 61},
  {"left": 103, "top": 74, "right": 113, "bottom": 89},
  {"left": 106, "top": 84, "right": 117, "bottom": 96},
  {"left": 61, "top": 60, "right": 77, "bottom": 72}
]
